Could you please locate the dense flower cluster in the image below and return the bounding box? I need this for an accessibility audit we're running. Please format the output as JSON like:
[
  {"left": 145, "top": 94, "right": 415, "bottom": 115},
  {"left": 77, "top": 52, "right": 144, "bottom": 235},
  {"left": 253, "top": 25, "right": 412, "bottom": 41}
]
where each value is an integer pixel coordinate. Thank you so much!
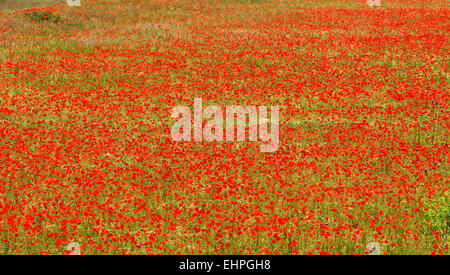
[{"left": 0, "top": 0, "right": 448, "bottom": 254}]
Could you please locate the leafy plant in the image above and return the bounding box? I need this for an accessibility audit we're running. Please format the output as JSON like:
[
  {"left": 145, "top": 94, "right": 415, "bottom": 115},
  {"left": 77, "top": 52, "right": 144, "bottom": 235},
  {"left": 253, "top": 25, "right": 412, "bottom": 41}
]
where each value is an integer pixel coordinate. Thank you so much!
[
  {"left": 423, "top": 191, "right": 450, "bottom": 232},
  {"left": 24, "top": 10, "right": 60, "bottom": 23}
]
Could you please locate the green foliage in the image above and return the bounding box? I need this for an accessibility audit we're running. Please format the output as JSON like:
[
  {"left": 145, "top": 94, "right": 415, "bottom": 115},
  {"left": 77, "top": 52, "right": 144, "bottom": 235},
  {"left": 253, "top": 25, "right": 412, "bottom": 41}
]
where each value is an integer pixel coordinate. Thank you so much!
[
  {"left": 423, "top": 191, "right": 450, "bottom": 232},
  {"left": 24, "top": 10, "right": 60, "bottom": 23}
]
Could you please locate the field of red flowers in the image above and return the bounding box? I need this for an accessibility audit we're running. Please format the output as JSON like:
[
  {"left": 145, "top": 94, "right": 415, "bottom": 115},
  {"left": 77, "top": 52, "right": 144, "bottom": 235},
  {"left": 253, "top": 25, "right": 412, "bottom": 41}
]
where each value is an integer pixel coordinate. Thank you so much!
[{"left": 0, "top": 0, "right": 448, "bottom": 255}]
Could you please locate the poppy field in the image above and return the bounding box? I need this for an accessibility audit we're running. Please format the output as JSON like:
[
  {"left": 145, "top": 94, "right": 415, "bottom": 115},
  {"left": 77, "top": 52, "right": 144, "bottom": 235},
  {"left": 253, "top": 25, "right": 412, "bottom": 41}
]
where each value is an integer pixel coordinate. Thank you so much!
[{"left": 0, "top": 0, "right": 448, "bottom": 255}]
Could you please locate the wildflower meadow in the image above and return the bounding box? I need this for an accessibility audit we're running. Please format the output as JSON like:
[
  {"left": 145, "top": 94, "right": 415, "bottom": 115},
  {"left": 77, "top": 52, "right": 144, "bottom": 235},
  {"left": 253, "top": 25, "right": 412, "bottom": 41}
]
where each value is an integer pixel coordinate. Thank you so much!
[{"left": 0, "top": 0, "right": 448, "bottom": 255}]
